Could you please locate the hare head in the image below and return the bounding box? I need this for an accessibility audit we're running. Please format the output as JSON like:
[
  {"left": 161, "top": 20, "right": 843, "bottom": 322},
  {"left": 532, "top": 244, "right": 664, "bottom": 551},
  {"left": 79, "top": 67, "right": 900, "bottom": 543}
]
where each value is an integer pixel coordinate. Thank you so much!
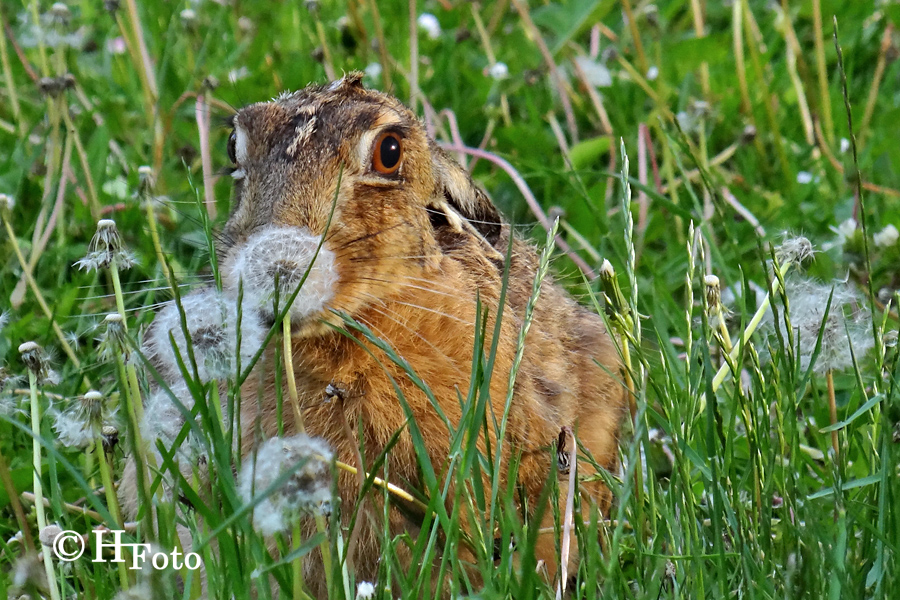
[{"left": 220, "top": 72, "right": 504, "bottom": 335}]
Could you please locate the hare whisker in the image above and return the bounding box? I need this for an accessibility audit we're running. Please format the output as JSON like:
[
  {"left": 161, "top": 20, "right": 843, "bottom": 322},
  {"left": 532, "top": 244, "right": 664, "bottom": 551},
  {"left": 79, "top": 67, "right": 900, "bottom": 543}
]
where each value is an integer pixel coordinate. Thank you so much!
[
  {"left": 356, "top": 305, "right": 465, "bottom": 378},
  {"left": 351, "top": 275, "right": 462, "bottom": 300},
  {"left": 361, "top": 292, "right": 473, "bottom": 327}
]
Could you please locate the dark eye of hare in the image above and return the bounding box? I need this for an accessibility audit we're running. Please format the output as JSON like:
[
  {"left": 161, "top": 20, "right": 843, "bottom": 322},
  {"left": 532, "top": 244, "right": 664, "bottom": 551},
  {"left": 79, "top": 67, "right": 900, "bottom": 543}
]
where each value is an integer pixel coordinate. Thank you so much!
[
  {"left": 373, "top": 132, "right": 402, "bottom": 174},
  {"left": 227, "top": 131, "right": 237, "bottom": 164}
]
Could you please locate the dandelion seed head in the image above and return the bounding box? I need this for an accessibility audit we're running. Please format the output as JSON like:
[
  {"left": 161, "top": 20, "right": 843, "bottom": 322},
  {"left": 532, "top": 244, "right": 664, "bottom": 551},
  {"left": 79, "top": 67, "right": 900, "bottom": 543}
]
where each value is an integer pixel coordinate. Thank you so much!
[
  {"left": 796, "top": 171, "right": 814, "bottom": 184},
  {"left": 99, "top": 313, "right": 130, "bottom": 362},
  {"left": 225, "top": 226, "right": 338, "bottom": 325},
  {"left": 488, "top": 62, "right": 509, "bottom": 80},
  {"left": 0, "top": 194, "right": 15, "bottom": 211},
  {"left": 357, "top": 581, "right": 376, "bottom": 599},
  {"left": 364, "top": 62, "right": 382, "bottom": 80},
  {"left": 113, "top": 583, "right": 153, "bottom": 600},
  {"left": 140, "top": 383, "right": 208, "bottom": 471},
  {"left": 759, "top": 277, "right": 875, "bottom": 375},
  {"left": 52, "top": 390, "right": 115, "bottom": 448},
  {"left": 417, "top": 13, "right": 441, "bottom": 39},
  {"left": 18, "top": 341, "right": 48, "bottom": 376},
  {"left": 874, "top": 224, "right": 899, "bottom": 248},
  {"left": 49, "top": 3, "right": 70, "bottom": 23},
  {"left": 11, "top": 553, "right": 47, "bottom": 592},
  {"left": 238, "top": 434, "right": 334, "bottom": 535},
  {"left": 76, "top": 219, "right": 135, "bottom": 271},
  {"left": 775, "top": 235, "right": 815, "bottom": 266},
  {"left": 142, "top": 288, "right": 266, "bottom": 383},
  {"left": 0, "top": 311, "right": 9, "bottom": 332}
]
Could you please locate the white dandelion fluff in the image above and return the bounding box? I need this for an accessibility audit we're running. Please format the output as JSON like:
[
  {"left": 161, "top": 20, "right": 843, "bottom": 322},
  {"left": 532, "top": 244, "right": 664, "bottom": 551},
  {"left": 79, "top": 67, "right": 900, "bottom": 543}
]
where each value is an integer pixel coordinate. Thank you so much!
[
  {"left": 417, "top": 13, "right": 441, "bottom": 40},
  {"left": 489, "top": 62, "right": 509, "bottom": 81},
  {"left": 52, "top": 390, "right": 117, "bottom": 449},
  {"left": 356, "top": 581, "right": 376, "bottom": 599},
  {"left": 874, "top": 224, "right": 899, "bottom": 248},
  {"left": 759, "top": 276, "right": 874, "bottom": 375},
  {"left": 140, "top": 382, "right": 209, "bottom": 472},
  {"left": 238, "top": 435, "right": 334, "bottom": 535},
  {"left": 142, "top": 288, "right": 266, "bottom": 383},
  {"left": 224, "top": 226, "right": 338, "bottom": 324}
]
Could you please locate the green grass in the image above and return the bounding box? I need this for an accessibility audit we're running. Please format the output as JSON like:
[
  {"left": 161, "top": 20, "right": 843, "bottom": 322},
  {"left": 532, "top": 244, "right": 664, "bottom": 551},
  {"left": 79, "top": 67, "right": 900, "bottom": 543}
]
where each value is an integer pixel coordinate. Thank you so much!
[{"left": 1, "top": 0, "right": 899, "bottom": 598}]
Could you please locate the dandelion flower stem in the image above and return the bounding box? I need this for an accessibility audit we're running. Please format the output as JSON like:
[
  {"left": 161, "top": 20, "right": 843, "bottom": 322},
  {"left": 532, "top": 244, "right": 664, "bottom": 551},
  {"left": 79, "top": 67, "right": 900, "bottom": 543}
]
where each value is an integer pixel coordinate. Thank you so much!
[
  {"left": 27, "top": 370, "right": 61, "bottom": 600},
  {"left": 109, "top": 258, "right": 128, "bottom": 326},
  {"left": 314, "top": 512, "right": 332, "bottom": 593},
  {"left": 95, "top": 437, "right": 129, "bottom": 589},
  {"left": 715, "top": 304, "right": 734, "bottom": 353},
  {"left": 282, "top": 316, "right": 305, "bottom": 434},
  {"left": 826, "top": 370, "right": 840, "bottom": 462},
  {"left": 712, "top": 260, "right": 792, "bottom": 391},
  {"left": 292, "top": 520, "right": 305, "bottom": 600}
]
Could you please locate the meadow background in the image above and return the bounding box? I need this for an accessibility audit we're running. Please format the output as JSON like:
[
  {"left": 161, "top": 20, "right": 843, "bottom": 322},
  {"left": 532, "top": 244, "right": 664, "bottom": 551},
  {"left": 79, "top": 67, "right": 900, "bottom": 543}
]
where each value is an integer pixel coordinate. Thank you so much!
[{"left": 0, "top": 0, "right": 899, "bottom": 598}]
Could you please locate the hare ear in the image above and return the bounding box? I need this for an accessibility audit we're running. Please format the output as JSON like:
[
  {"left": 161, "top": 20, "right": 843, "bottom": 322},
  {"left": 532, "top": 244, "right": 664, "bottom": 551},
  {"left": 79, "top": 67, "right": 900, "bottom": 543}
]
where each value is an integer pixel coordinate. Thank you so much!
[{"left": 431, "top": 148, "right": 503, "bottom": 247}]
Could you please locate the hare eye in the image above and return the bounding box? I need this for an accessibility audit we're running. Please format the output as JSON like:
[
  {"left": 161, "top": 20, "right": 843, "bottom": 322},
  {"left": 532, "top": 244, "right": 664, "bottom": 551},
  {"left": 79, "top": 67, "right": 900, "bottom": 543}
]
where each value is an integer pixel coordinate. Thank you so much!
[
  {"left": 373, "top": 132, "right": 402, "bottom": 174},
  {"left": 227, "top": 131, "right": 237, "bottom": 164}
]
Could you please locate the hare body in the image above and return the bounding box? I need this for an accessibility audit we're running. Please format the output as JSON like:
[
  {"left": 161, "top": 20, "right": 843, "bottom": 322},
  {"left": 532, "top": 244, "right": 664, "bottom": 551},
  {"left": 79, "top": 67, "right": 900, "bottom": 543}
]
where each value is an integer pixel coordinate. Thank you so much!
[{"left": 126, "top": 74, "right": 626, "bottom": 596}]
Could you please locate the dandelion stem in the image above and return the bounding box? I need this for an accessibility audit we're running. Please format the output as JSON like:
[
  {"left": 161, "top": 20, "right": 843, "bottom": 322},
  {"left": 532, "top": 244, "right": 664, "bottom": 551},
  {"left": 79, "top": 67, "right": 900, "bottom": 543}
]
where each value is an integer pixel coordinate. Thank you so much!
[
  {"left": 716, "top": 306, "right": 734, "bottom": 354},
  {"left": 282, "top": 316, "right": 305, "bottom": 433},
  {"left": 292, "top": 520, "right": 305, "bottom": 600},
  {"left": 95, "top": 437, "right": 129, "bottom": 589},
  {"left": 314, "top": 512, "right": 332, "bottom": 594},
  {"left": 712, "top": 261, "right": 792, "bottom": 391},
  {"left": 826, "top": 370, "right": 840, "bottom": 462},
  {"left": 27, "top": 370, "right": 61, "bottom": 600},
  {"left": 115, "top": 356, "right": 154, "bottom": 537}
]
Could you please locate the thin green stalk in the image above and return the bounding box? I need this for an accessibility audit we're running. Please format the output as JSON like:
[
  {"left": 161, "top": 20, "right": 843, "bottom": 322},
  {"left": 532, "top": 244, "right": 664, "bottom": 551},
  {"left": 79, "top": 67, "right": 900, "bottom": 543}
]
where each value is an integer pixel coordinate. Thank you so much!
[
  {"left": 282, "top": 316, "right": 305, "bottom": 433},
  {"left": 366, "top": 0, "right": 392, "bottom": 90},
  {"left": 620, "top": 0, "right": 648, "bottom": 74},
  {"left": 27, "top": 370, "right": 61, "bottom": 600},
  {"left": 27, "top": 0, "right": 50, "bottom": 76},
  {"left": 60, "top": 107, "right": 101, "bottom": 221},
  {"left": 314, "top": 513, "right": 332, "bottom": 594},
  {"left": 826, "top": 370, "right": 840, "bottom": 461},
  {"left": 95, "top": 437, "right": 129, "bottom": 589},
  {"left": 812, "top": 0, "right": 833, "bottom": 145},
  {"left": 0, "top": 21, "right": 23, "bottom": 137},
  {"left": 2, "top": 216, "right": 82, "bottom": 369},
  {"left": 292, "top": 520, "right": 304, "bottom": 599},
  {"left": 741, "top": 0, "right": 790, "bottom": 180}
]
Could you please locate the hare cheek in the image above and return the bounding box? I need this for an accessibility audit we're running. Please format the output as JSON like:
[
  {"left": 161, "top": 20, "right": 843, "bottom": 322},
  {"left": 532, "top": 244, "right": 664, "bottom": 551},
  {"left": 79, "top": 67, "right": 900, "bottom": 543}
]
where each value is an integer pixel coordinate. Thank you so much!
[{"left": 233, "top": 125, "right": 250, "bottom": 164}]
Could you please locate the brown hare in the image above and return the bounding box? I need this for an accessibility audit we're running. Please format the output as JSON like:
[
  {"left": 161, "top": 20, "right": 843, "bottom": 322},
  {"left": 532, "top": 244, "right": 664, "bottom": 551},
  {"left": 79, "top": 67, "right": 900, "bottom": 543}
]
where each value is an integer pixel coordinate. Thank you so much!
[{"left": 123, "top": 72, "right": 626, "bottom": 597}]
